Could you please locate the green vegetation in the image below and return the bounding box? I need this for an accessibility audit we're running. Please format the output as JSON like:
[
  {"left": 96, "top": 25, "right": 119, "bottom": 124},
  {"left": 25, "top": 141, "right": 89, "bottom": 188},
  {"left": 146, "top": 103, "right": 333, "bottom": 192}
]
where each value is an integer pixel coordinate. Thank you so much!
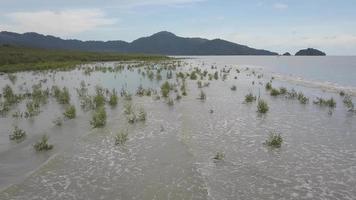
[
  {"left": 90, "top": 106, "right": 107, "bottom": 128},
  {"left": 34, "top": 135, "right": 53, "bottom": 151},
  {"left": 115, "top": 130, "right": 129, "bottom": 145},
  {"left": 297, "top": 92, "right": 309, "bottom": 104},
  {"left": 265, "top": 82, "right": 272, "bottom": 90},
  {"left": 161, "top": 81, "right": 170, "bottom": 98},
  {"left": 93, "top": 86, "right": 106, "bottom": 108},
  {"left": 24, "top": 101, "right": 40, "bottom": 118},
  {"left": 0, "top": 46, "right": 169, "bottom": 72},
  {"left": 245, "top": 93, "right": 256, "bottom": 103},
  {"left": 109, "top": 89, "right": 118, "bottom": 106},
  {"left": 52, "top": 86, "right": 70, "bottom": 104},
  {"left": 270, "top": 88, "right": 280, "bottom": 96},
  {"left": 9, "top": 126, "right": 26, "bottom": 141},
  {"left": 257, "top": 99, "right": 269, "bottom": 113},
  {"left": 313, "top": 97, "right": 336, "bottom": 108},
  {"left": 213, "top": 152, "right": 225, "bottom": 160},
  {"left": 63, "top": 105, "right": 76, "bottom": 119},
  {"left": 264, "top": 132, "right": 283, "bottom": 148},
  {"left": 343, "top": 95, "right": 354, "bottom": 111}
]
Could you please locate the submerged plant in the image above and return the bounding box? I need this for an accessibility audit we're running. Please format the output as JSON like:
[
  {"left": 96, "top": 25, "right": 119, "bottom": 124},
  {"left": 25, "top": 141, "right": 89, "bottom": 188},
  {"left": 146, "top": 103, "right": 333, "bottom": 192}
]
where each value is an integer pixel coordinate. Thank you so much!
[
  {"left": 245, "top": 93, "right": 256, "bottom": 103},
  {"left": 213, "top": 152, "right": 225, "bottom": 161},
  {"left": 34, "top": 135, "right": 53, "bottom": 151},
  {"left": 63, "top": 105, "right": 76, "bottom": 119},
  {"left": 90, "top": 106, "right": 107, "bottom": 128},
  {"left": 257, "top": 99, "right": 269, "bottom": 113},
  {"left": 115, "top": 130, "right": 128, "bottom": 145},
  {"left": 264, "top": 132, "right": 283, "bottom": 148},
  {"left": 9, "top": 126, "right": 26, "bottom": 141}
]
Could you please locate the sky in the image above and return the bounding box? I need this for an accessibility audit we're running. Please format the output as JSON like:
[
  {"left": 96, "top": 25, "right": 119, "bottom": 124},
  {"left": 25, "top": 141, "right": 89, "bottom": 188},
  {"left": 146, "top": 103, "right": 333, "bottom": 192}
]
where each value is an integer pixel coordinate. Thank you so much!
[{"left": 0, "top": 0, "right": 356, "bottom": 55}]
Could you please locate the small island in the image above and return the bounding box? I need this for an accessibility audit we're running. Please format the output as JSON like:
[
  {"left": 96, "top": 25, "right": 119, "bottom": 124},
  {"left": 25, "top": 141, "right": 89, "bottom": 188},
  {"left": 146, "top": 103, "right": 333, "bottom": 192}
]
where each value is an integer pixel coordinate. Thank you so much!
[{"left": 295, "top": 48, "right": 326, "bottom": 56}]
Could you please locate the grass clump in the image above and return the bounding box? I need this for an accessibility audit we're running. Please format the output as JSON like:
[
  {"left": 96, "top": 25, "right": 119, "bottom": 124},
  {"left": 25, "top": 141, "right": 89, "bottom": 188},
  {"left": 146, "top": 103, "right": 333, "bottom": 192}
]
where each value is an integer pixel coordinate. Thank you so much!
[
  {"left": 297, "top": 92, "right": 309, "bottom": 104},
  {"left": 245, "top": 93, "right": 256, "bottom": 103},
  {"left": 9, "top": 126, "right": 26, "bottom": 141},
  {"left": 270, "top": 88, "right": 280, "bottom": 96},
  {"left": 24, "top": 101, "right": 40, "bottom": 118},
  {"left": 213, "top": 152, "right": 225, "bottom": 161},
  {"left": 343, "top": 95, "right": 354, "bottom": 111},
  {"left": 52, "top": 86, "right": 70, "bottom": 104},
  {"left": 115, "top": 130, "right": 128, "bottom": 145},
  {"left": 63, "top": 105, "right": 76, "bottom": 119},
  {"left": 90, "top": 106, "right": 107, "bottom": 128},
  {"left": 257, "top": 99, "right": 269, "bottom": 113},
  {"left": 264, "top": 132, "right": 283, "bottom": 148},
  {"left": 34, "top": 135, "right": 53, "bottom": 151},
  {"left": 93, "top": 86, "right": 106, "bottom": 108}
]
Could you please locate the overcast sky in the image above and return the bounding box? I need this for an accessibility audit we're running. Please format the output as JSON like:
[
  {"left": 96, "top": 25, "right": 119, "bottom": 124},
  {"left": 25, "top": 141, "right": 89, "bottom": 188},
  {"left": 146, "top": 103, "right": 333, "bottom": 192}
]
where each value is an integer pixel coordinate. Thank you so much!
[{"left": 1, "top": 0, "right": 356, "bottom": 55}]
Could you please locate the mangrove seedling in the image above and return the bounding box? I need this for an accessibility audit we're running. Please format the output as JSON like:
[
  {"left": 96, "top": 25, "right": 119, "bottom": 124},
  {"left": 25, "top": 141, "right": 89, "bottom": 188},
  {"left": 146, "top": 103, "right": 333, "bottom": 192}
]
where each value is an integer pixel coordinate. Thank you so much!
[
  {"left": 264, "top": 132, "right": 283, "bottom": 148},
  {"left": 9, "top": 126, "right": 26, "bottom": 141},
  {"left": 34, "top": 135, "right": 53, "bottom": 151},
  {"left": 257, "top": 99, "right": 269, "bottom": 113},
  {"left": 115, "top": 130, "right": 128, "bottom": 145},
  {"left": 63, "top": 105, "right": 76, "bottom": 119}
]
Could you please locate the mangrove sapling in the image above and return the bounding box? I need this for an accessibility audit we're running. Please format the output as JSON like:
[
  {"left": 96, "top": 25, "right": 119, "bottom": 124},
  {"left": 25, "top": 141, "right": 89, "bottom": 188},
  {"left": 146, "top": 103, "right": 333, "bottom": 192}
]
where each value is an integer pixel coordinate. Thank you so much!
[
  {"left": 167, "top": 97, "right": 174, "bottom": 106},
  {"left": 137, "top": 107, "right": 147, "bottom": 121},
  {"left": 265, "top": 82, "right": 272, "bottom": 90},
  {"left": 270, "top": 88, "right": 280, "bottom": 96},
  {"left": 34, "top": 135, "right": 53, "bottom": 151},
  {"left": 161, "top": 81, "right": 170, "bottom": 98},
  {"left": 257, "top": 99, "right": 269, "bottom": 113},
  {"left": 9, "top": 126, "right": 26, "bottom": 141},
  {"left": 343, "top": 95, "right": 355, "bottom": 111},
  {"left": 245, "top": 93, "right": 256, "bottom": 103},
  {"left": 297, "top": 92, "right": 309, "bottom": 104},
  {"left": 115, "top": 130, "right": 129, "bottom": 145},
  {"left": 90, "top": 106, "right": 107, "bottom": 128},
  {"left": 313, "top": 97, "right": 336, "bottom": 108},
  {"left": 231, "top": 85, "right": 237, "bottom": 91},
  {"left": 264, "top": 132, "right": 283, "bottom": 148},
  {"left": 63, "top": 105, "right": 76, "bottom": 119},
  {"left": 213, "top": 152, "right": 225, "bottom": 161},
  {"left": 198, "top": 90, "right": 206, "bottom": 101},
  {"left": 109, "top": 89, "right": 118, "bottom": 107}
]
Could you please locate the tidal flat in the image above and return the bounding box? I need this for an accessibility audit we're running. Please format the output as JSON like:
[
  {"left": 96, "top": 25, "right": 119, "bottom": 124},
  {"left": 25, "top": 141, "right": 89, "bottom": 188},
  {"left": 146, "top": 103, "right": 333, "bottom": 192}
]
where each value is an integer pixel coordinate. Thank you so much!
[{"left": 0, "top": 57, "right": 356, "bottom": 200}]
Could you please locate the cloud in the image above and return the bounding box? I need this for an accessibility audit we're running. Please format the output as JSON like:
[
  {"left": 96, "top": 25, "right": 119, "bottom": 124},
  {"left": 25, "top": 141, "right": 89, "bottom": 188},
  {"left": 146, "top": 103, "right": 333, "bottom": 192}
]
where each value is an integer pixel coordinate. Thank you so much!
[
  {"left": 273, "top": 3, "right": 288, "bottom": 10},
  {"left": 1, "top": 9, "right": 116, "bottom": 36}
]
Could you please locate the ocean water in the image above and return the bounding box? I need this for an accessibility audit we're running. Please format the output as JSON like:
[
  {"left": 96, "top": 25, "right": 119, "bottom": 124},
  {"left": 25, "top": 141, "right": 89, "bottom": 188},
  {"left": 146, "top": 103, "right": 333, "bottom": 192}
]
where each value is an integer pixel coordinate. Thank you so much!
[{"left": 0, "top": 57, "right": 355, "bottom": 200}]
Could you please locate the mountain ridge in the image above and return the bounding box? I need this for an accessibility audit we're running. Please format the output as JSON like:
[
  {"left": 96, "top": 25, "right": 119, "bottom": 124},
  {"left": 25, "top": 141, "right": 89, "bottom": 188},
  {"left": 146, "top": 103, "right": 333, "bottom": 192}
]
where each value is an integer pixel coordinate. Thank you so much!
[{"left": 0, "top": 30, "right": 278, "bottom": 55}]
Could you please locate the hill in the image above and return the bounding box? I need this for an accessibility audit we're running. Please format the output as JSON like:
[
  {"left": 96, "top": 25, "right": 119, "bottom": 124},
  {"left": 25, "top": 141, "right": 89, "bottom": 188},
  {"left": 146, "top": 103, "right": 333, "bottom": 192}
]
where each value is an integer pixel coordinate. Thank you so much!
[{"left": 0, "top": 31, "right": 278, "bottom": 55}]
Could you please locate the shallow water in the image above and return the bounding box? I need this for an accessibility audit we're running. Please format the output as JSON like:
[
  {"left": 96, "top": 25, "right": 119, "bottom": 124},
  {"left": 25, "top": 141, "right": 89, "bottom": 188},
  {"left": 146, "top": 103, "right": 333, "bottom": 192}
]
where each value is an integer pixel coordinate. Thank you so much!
[{"left": 0, "top": 57, "right": 356, "bottom": 200}]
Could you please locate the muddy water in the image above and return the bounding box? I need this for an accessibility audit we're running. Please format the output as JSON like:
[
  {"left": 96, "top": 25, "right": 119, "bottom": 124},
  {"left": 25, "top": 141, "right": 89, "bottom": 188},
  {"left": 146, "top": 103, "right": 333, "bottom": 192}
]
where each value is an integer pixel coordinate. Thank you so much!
[{"left": 0, "top": 58, "right": 356, "bottom": 200}]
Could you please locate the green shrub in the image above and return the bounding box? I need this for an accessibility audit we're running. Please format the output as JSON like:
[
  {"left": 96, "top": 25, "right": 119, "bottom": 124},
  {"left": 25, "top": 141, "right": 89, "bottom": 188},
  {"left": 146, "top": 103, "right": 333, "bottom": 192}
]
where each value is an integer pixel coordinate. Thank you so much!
[
  {"left": 257, "top": 99, "right": 269, "bottom": 113},
  {"left": 264, "top": 132, "right": 283, "bottom": 148},
  {"left": 9, "top": 126, "right": 26, "bottom": 141},
  {"left": 161, "top": 81, "right": 170, "bottom": 98},
  {"left": 34, "top": 135, "right": 53, "bottom": 151},
  {"left": 265, "top": 82, "right": 272, "bottom": 90},
  {"left": 245, "top": 93, "right": 256, "bottom": 103},
  {"left": 63, "top": 105, "right": 76, "bottom": 119},
  {"left": 109, "top": 89, "right": 118, "bottom": 106},
  {"left": 90, "top": 106, "right": 107, "bottom": 128},
  {"left": 115, "top": 130, "right": 128, "bottom": 145}
]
